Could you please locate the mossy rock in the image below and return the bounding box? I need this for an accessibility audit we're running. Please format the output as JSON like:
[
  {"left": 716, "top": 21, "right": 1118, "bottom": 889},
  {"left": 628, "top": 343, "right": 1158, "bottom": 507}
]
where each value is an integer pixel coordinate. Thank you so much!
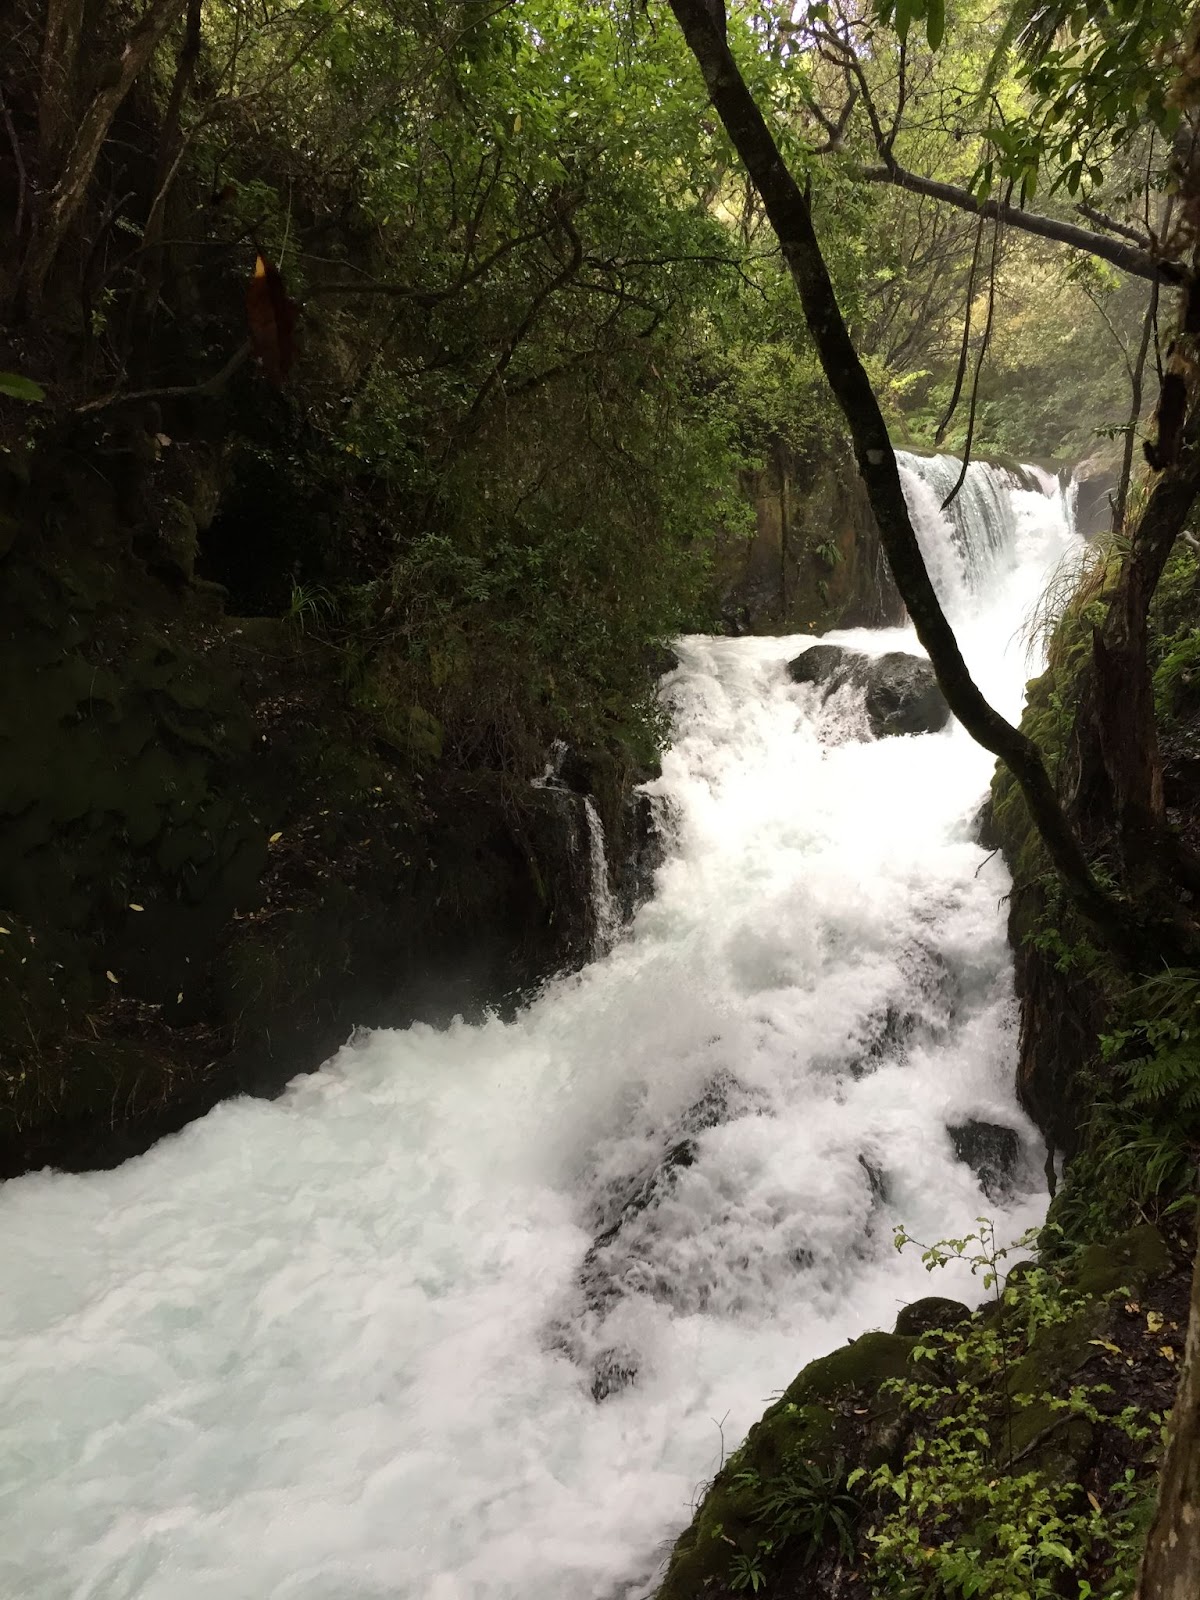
[
  {"left": 1005, "top": 1397, "right": 1094, "bottom": 1483},
  {"left": 655, "top": 1332, "right": 915, "bottom": 1600},
  {"left": 1069, "top": 1224, "right": 1172, "bottom": 1299},
  {"left": 894, "top": 1296, "right": 971, "bottom": 1339},
  {"left": 777, "top": 1330, "right": 916, "bottom": 1410},
  {"left": 1005, "top": 1309, "right": 1102, "bottom": 1401}
]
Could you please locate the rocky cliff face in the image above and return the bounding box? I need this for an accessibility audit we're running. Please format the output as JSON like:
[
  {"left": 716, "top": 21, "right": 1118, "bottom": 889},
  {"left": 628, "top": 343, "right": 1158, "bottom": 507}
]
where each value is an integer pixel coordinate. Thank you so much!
[
  {"left": 714, "top": 439, "right": 905, "bottom": 634},
  {"left": 0, "top": 424, "right": 662, "bottom": 1177}
]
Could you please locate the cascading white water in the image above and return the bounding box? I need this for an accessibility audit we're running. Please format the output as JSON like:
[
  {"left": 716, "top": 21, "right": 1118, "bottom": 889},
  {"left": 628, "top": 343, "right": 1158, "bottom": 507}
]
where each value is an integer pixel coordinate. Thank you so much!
[
  {"left": 0, "top": 458, "right": 1078, "bottom": 1600},
  {"left": 582, "top": 797, "right": 621, "bottom": 957}
]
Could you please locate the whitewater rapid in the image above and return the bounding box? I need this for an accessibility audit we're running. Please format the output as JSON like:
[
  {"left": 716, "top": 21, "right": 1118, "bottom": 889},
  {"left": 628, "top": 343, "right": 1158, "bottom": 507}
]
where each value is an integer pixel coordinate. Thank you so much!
[{"left": 0, "top": 456, "right": 1077, "bottom": 1600}]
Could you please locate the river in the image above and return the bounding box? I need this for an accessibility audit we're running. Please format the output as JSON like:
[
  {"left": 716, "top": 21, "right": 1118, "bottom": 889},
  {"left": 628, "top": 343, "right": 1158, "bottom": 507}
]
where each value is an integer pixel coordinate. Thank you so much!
[{"left": 0, "top": 453, "right": 1076, "bottom": 1600}]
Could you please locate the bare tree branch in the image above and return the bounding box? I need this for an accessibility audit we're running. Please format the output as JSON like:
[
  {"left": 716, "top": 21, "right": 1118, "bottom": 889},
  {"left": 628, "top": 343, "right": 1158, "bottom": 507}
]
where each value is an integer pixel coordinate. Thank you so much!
[
  {"left": 858, "top": 162, "right": 1185, "bottom": 285},
  {"left": 74, "top": 340, "right": 250, "bottom": 413}
]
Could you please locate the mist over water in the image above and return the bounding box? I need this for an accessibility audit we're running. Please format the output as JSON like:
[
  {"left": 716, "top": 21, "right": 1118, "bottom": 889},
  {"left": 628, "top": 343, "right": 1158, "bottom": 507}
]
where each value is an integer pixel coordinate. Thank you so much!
[{"left": 0, "top": 457, "right": 1077, "bottom": 1600}]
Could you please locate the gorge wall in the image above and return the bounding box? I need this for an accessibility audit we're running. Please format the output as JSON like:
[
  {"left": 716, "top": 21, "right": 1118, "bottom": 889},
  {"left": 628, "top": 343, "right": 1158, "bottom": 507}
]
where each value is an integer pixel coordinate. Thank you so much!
[
  {"left": 714, "top": 438, "right": 906, "bottom": 634},
  {"left": 0, "top": 418, "right": 665, "bottom": 1178}
]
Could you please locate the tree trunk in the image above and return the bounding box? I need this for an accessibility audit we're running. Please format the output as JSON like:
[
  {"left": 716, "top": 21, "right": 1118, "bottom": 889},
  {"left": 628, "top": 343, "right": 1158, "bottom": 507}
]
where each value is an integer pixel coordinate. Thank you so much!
[
  {"left": 1095, "top": 259, "right": 1200, "bottom": 912},
  {"left": 19, "top": 0, "right": 189, "bottom": 312},
  {"left": 1138, "top": 1231, "right": 1200, "bottom": 1598},
  {"left": 663, "top": 0, "right": 1153, "bottom": 960},
  {"left": 38, "top": 0, "right": 86, "bottom": 173},
  {"left": 1114, "top": 284, "right": 1158, "bottom": 534},
  {"left": 1092, "top": 423, "right": 1199, "bottom": 889},
  {"left": 136, "top": 0, "right": 203, "bottom": 322}
]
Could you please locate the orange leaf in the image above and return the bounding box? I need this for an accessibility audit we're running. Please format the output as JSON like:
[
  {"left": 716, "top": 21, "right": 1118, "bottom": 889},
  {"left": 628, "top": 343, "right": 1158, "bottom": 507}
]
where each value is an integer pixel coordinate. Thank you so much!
[{"left": 246, "top": 252, "right": 298, "bottom": 386}]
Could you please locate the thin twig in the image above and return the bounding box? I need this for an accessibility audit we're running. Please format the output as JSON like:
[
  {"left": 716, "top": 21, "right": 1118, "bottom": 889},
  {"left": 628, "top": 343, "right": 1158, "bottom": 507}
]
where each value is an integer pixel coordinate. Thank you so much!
[
  {"left": 74, "top": 340, "right": 251, "bottom": 412},
  {"left": 0, "top": 86, "right": 28, "bottom": 237},
  {"left": 935, "top": 210, "right": 986, "bottom": 446},
  {"left": 942, "top": 192, "right": 1007, "bottom": 511}
]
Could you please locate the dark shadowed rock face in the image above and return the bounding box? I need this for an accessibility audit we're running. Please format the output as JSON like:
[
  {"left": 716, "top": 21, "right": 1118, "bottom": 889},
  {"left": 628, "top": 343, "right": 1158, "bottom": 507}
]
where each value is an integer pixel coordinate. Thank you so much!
[
  {"left": 787, "top": 644, "right": 951, "bottom": 738},
  {"left": 947, "top": 1120, "right": 1022, "bottom": 1202},
  {"left": 715, "top": 436, "right": 906, "bottom": 635}
]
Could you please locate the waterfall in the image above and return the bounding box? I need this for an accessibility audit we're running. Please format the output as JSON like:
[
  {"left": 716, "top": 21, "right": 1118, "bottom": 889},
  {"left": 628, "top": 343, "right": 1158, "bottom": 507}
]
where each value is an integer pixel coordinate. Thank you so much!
[
  {"left": 0, "top": 455, "right": 1078, "bottom": 1600},
  {"left": 895, "top": 451, "right": 1028, "bottom": 594},
  {"left": 582, "top": 797, "right": 621, "bottom": 956},
  {"left": 533, "top": 742, "right": 622, "bottom": 957}
]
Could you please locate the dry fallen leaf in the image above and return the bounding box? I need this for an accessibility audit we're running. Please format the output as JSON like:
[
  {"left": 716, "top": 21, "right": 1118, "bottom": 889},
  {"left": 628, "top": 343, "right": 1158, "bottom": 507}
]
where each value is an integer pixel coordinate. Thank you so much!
[
  {"left": 246, "top": 251, "right": 298, "bottom": 386},
  {"left": 269, "top": 831, "right": 283, "bottom": 844},
  {"left": 1087, "top": 1491, "right": 1102, "bottom": 1513},
  {"left": 105, "top": 971, "right": 118, "bottom": 983},
  {"left": 1160, "top": 1345, "right": 1177, "bottom": 1362},
  {"left": 129, "top": 903, "right": 144, "bottom": 912},
  {"left": 1147, "top": 1310, "right": 1165, "bottom": 1334}
]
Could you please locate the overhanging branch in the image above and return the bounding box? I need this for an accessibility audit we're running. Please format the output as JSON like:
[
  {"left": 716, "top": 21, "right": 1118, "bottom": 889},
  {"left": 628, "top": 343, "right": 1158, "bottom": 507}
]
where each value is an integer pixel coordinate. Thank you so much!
[
  {"left": 665, "top": 0, "right": 1186, "bottom": 964},
  {"left": 858, "top": 162, "right": 1185, "bottom": 286}
]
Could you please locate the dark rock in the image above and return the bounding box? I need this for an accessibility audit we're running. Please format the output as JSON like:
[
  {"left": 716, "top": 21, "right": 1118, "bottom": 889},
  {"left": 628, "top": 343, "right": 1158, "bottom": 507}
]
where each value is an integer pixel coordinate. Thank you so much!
[
  {"left": 972, "top": 796, "right": 1002, "bottom": 852},
  {"left": 1069, "top": 444, "right": 1122, "bottom": 540},
  {"left": 787, "top": 644, "right": 951, "bottom": 738},
  {"left": 787, "top": 642, "right": 852, "bottom": 688},
  {"left": 947, "top": 1120, "right": 1022, "bottom": 1201},
  {"left": 713, "top": 436, "right": 905, "bottom": 635},
  {"left": 865, "top": 652, "right": 952, "bottom": 737},
  {"left": 893, "top": 1296, "right": 971, "bottom": 1339},
  {"left": 591, "top": 1346, "right": 639, "bottom": 1402},
  {"left": 858, "top": 1152, "right": 890, "bottom": 1206},
  {"left": 643, "top": 643, "right": 680, "bottom": 679},
  {"left": 614, "top": 789, "right": 672, "bottom": 924}
]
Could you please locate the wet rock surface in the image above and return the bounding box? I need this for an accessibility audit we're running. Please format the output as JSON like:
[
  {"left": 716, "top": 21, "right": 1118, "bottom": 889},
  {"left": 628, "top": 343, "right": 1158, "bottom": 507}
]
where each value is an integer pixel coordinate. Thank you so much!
[
  {"left": 947, "top": 1119, "right": 1023, "bottom": 1201},
  {"left": 846, "top": 938, "right": 957, "bottom": 1075},
  {"left": 787, "top": 645, "right": 951, "bottom": 738},
  {"left": 714, "top": 436, "right": 905, "bottom": 635}
]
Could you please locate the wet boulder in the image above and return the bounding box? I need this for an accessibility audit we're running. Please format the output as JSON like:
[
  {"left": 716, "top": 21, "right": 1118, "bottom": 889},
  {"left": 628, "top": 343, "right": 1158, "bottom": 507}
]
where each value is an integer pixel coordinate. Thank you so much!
[
  {"left": 858, "top": 1152, "right": 890, "bottom": 1206},
  {"left": 894, "top": 1296, "right": 971, "bottom": 1339},
  {"left": 787, "top": 645, "right": 950, "bottom": 738},
  {"left": 786, "top": 642, "right": 851, "bottom": 689},
  {"left": 947, "top": 1120, "right": 1022, "bottom": 1201}
]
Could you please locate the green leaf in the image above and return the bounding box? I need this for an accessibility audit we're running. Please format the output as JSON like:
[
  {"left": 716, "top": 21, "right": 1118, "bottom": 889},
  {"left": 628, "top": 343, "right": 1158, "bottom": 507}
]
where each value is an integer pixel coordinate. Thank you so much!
[
  {"left": 0, "top": 372, "right": 45, "bottom": 403},
  {"left": 925, "top": 0, "right": 945, "bottom": 52}
]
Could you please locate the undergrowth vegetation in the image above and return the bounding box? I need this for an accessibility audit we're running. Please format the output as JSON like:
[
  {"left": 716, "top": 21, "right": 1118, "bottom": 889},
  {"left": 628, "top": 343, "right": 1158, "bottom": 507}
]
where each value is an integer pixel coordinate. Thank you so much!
[
  {"left": 863, "top": 1226, "right": 1160, "bottom": 1600},
  {"left": 660, "top": 1213, "right": 1182, "bottom": 1600}
]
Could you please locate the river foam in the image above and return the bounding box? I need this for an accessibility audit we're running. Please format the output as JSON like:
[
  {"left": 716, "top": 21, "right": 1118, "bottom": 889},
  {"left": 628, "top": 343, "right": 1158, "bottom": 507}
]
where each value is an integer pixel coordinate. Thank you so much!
[{"left": 0, "top": 458, "right": 1076, "bottom": 1600}]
